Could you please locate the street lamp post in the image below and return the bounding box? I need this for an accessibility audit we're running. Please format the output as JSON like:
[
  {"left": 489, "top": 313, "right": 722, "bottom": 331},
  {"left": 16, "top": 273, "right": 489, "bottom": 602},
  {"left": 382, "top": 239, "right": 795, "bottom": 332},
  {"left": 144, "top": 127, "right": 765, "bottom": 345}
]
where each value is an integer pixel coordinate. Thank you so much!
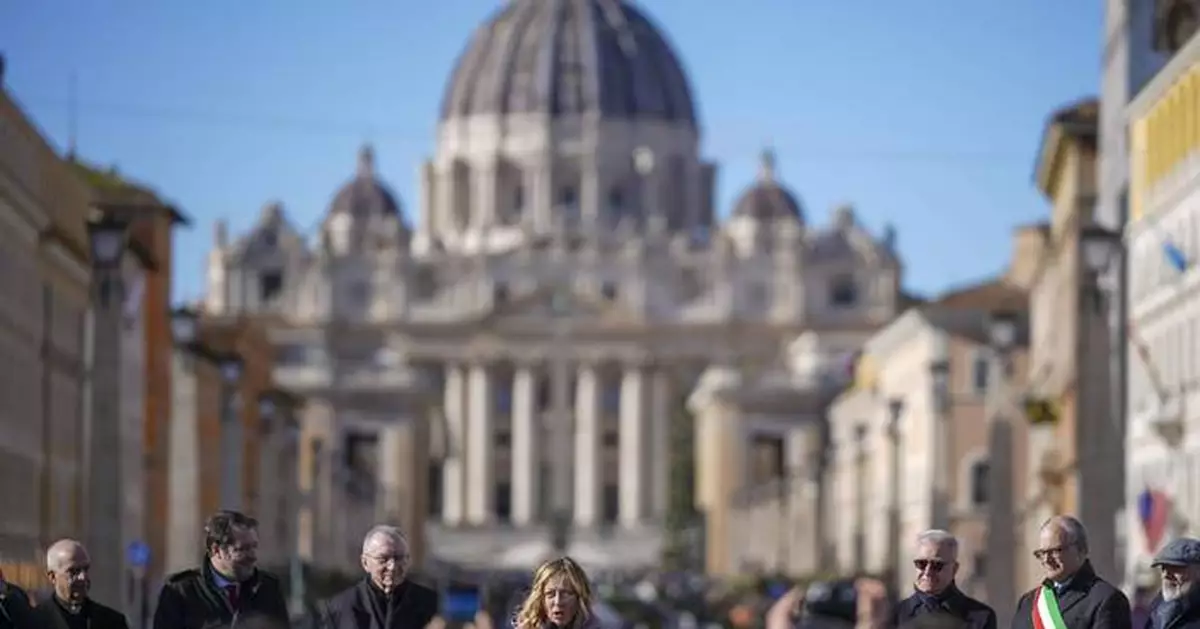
[
  {"left": 1079, "top": 223, "right": 1131, "bottom": 582},
  {"left": 219, "top": 354, "right": 244, "bottom": 510},
  {"left": 929, "top": 359, "right": 952, "bottom": 531},
  {"left": 85, "top": 214, "right": 131, "bottom": 610},
  {"left": 984, "top": 308, "right": 1018, "bottom": 627},
  {"left": 261, "top": 394, "right": 307, "bottom": 618},
  {"left": 886, "top": 398, "right": 904, "bottom": 590}
]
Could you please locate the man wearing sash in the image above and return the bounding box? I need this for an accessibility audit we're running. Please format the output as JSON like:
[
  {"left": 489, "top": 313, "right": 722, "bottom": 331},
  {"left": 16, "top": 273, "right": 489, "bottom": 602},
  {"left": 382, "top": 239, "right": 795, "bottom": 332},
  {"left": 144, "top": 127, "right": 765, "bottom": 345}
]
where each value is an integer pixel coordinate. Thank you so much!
[
  {"left": 1144, "top": 537, "right": 1200, "bottom": 629},
  {"left": 892, "top": 530, "right": 996, "bottom": 629},
  {"left": 1011, "top": 516, "right": 1131, "bottom": 629}
]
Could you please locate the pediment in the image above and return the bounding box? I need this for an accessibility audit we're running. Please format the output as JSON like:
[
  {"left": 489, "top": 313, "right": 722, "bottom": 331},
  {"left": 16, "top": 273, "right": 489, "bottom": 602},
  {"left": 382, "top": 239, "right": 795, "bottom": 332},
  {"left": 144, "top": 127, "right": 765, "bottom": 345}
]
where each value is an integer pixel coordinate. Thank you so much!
[{"left": 475, "top": 287, "right": 633, "bottom": 329}]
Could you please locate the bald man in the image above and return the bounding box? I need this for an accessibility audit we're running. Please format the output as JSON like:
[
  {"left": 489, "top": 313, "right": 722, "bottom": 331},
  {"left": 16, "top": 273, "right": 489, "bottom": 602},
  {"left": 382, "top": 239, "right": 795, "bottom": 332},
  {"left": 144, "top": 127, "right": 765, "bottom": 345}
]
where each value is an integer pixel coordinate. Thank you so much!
[
  {"left": 1011, "top": 516, "right": 1130, "bottom": 629},
  {"left": 29, "top": 540, "right": 129, "bottom": 629}
]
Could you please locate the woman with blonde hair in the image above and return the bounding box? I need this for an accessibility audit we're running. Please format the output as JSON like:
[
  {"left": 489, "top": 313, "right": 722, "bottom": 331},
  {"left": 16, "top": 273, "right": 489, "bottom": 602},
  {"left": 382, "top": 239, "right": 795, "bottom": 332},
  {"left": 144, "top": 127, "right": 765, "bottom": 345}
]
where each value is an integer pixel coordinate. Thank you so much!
[{"left": 513, "top": 557, "right": 597, "bottom": 629}]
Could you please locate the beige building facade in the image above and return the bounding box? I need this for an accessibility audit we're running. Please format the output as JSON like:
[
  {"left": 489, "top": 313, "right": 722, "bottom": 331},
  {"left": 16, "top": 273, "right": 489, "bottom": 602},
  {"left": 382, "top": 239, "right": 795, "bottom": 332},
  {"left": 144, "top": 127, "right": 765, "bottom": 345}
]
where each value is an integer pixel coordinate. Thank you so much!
[{"left": 0, "top": 77, "right": 92, "bottom": 570}]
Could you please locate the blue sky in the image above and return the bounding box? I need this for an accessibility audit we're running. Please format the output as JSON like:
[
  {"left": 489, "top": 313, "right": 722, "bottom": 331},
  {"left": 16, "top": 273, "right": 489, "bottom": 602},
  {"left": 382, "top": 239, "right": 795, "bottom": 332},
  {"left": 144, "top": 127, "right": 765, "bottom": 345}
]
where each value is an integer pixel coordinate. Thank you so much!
[{"left": 2, "top": 0, "right": 1099, "bottom": 301}]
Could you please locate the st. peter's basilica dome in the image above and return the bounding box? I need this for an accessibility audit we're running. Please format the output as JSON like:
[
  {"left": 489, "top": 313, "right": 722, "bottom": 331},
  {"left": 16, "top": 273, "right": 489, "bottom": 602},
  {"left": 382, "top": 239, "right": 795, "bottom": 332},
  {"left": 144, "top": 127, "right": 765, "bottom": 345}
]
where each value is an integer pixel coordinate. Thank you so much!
[{"left": 439, "top": 0, "right": 698, "bottom": 128}]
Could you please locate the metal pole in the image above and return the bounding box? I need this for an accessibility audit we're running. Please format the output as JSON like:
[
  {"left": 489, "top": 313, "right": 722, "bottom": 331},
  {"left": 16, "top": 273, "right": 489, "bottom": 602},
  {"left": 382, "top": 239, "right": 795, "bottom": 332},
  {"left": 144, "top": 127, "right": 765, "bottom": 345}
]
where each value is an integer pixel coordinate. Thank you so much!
[{"left": 985, "top": 350, "right": 1016, "bottom": 625}]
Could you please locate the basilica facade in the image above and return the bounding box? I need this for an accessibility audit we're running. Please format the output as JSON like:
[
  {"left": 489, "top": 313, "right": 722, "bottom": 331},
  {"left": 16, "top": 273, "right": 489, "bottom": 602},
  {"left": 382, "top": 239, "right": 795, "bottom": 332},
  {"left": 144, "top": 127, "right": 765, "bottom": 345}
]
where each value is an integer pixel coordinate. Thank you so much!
[{"left": 203, "top": 0, "right": 904, "bottom": 571}]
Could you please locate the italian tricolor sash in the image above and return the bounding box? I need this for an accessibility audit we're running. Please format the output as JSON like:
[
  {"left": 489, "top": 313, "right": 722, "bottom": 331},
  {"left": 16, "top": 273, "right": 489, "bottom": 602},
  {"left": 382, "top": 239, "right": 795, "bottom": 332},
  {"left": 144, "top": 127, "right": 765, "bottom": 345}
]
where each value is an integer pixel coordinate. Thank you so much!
[{"left": 1033, "top": 586, "right": 1068, "bottom": 629}]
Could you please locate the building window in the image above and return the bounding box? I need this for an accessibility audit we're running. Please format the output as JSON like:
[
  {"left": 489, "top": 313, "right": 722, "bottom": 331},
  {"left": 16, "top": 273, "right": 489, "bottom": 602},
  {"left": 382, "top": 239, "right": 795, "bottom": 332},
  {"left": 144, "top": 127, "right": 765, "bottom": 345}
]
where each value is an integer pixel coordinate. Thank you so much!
[
  {"left": 972, "top": 353, "right": 990, "bottom": 395},
  {"left": 513, "top": 185, "right": 525, "bottom": 212},
  {"left": 602, "top": 380, "right": 620, "bottom": 414},
  {"left": 428, "top": 463, "right": 443, "bottom": 517},
  {"left": 536, "top": 377, "right": 552, "bottom": 412},
  {"left": 413, "top": 268, "right": 437, "bottom": 300},
  {"left": 600, "top": 282, "right": 618, "bottom": 301},
  {"left": 494, "top": 429, "right": 511, "bottom": 449},
  {"left": 602, "top": 485, "right": 620, "bottom": 523},
  {"left": 495, "top": 482, "right": 512, "bottom": 522},
  {"left": 830, "top": 275, "right": 858, "bottom": 307},
  {"left": 494, "top": 382, "right": 513, "bottom": 415},
  {"left": 259, "top": 271, "right": 283, "bottom": 302},
  {"left": 1165, "top": 1, "right": 1198, "bottom": 52},
  {"left": 969, "top": 460, "right": 990, "bottom": 506},
  {"left": 607, "top": 187, "right": 624, "bottom": 210},
  {"left": 558, "top": 186, "right": 578, "bottom": 208},
  {"left": 751, "top": 435, "right": 786, "bottom": 483},
  {"left": 494, "top": 282, "right": 510, "bottom": 304},
  {"left": 603, "top": 429, "right": 618, "bottom": 449}
]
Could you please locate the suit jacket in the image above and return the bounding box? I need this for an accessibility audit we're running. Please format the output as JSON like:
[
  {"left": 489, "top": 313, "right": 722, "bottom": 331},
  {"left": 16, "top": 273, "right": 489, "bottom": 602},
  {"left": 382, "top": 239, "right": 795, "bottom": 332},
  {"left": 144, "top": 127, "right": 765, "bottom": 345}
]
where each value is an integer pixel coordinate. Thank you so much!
[
  {"left": 893, "top": 585, "right": 996, "bottom": 629},
  {"left": 319, "top": 580, "right": 437, "bottom": 629},
  {"left": 0, "top": 583, "right": 33, "bottom": 629},
  {"left": 1011, "top": 562, "right": 1131, "bottom": 629},
  {"left": 28, "top": 597, "right": 129, "bottom": 629}
]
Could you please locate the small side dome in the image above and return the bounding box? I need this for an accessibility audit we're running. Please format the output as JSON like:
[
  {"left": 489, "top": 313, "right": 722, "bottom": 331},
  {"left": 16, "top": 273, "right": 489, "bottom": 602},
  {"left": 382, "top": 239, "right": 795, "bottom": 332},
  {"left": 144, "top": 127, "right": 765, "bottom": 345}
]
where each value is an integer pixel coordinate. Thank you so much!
[
  {"left": 730, "top": 149, "right": 804, "bottom": 222},
  {"left": 324, "top": 144, "right": 403, "bottom": 224}
]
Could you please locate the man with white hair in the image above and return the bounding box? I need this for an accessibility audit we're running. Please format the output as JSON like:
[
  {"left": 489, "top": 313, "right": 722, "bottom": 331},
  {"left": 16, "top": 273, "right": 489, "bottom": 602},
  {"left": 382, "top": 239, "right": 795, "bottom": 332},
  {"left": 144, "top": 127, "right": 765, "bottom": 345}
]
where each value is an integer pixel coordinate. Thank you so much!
[
  {"left": 319, "top": 525, "right": 438, "bottom": 629},
  {"left": 28, "top": 539, "right": 129, "bottom": 629},
  {"left": 1144, "top": 537, "right": 1200, "bottom": 629},
  {"left": 892, "top": 530, "right": 995, "bottom": 629},
  {"left": 1011, "top": 515, "right": 1131, "bottom": 629}
]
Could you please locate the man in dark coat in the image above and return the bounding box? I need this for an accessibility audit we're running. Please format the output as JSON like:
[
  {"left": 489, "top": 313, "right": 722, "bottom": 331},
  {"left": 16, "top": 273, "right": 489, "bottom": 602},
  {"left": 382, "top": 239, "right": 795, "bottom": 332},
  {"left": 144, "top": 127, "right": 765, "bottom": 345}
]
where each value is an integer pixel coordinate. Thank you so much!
[
  {"left": 1011, "top": 516, "right": 1131, "bottom": 629},
  {"left": 0, "top": 572, "right": 34, "bottom": 629},
  {"left": 1144, "top": 537, "right": 1200, "bottom": 629},
  {"left": 319, "top": 525, "right": 437, "bottom": 629},
  {"left": 28, "top": 539, "right": 130, "bottom": 629},
  {"left": 893, "top": 530, "right": 996, "bottom": 629},
  {"left": 152, "top": 510, "right": 290, "bottom": 629}
]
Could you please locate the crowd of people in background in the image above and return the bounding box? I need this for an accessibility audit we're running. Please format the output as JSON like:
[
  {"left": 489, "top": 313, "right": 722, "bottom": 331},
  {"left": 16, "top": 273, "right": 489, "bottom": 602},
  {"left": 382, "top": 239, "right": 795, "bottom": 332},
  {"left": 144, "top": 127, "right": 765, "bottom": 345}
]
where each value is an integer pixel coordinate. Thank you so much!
[{"left": 1, "top": 512, "right": 1199, "bottom": 629}]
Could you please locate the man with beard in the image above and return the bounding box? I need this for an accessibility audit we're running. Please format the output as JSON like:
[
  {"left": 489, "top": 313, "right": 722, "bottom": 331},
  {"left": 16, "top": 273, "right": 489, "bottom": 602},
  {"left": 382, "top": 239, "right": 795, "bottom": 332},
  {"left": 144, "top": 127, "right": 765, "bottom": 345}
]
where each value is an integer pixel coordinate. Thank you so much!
[
  {"left": 319, "top": 525, "right": 437, "bottom": 629},
  {"left": 892, "top": 530, "right": 995, "bottom": 629},
  {"left": 29, "top": 540, "right": 129, "bottom": 629},
  {"left": 1011, "top": 516, "right": 1131, "bottom": 629},
  {"left": 1145, "top": 537, "right": 1200, "bottom": 629},
  {"left": 152, "top": 510, "right": 289, "bottom": 629}
]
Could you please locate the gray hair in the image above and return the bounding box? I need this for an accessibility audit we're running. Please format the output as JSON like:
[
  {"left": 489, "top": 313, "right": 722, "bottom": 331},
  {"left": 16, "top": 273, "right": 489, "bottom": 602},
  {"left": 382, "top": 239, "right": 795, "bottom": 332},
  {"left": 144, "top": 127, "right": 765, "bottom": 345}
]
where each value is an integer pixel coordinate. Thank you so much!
[
  {"left": 1042, "top": 515, "right": 1089, "bottom": 553},
  {"left": 45, "top": 539, "right": 87, "bottom": 572},
  {"left": 915, "top": 530, "right": 959, "bottom": 558},
  {"left": 361, "top": 525, "right": 407, "bottom": 555}
]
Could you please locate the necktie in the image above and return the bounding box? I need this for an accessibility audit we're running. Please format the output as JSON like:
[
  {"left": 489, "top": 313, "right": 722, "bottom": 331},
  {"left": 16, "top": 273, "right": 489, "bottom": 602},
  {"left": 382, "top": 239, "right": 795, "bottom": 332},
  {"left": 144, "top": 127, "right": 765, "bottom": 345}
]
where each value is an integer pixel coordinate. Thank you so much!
[{"left": 224, "top": 585, "right": 240, "bottom": 610}]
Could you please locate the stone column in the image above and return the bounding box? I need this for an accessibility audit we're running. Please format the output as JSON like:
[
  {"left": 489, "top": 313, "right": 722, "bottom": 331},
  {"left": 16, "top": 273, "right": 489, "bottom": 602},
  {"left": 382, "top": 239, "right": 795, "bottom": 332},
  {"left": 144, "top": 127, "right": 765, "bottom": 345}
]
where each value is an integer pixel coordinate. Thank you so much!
[
  {"left": 649, "top": 370, "right": 672, "bottom": 517},
  {"left": 574, "top": 365, "right": 602, "bottom": 526},
  {"left": 465, "top": 364, "right": 495, "bottom": 524},
  {"left": 378, "top": 422, "right": 410, "bottom": 523},
  {"left": 619, "top": 365, "right": 650, "bottom": 527},
  {"left": 441, "top": 365, "right": 467, "bottom": 525},
  {"left": 511, "top": 365, "right": 540, "bottom": 525}
]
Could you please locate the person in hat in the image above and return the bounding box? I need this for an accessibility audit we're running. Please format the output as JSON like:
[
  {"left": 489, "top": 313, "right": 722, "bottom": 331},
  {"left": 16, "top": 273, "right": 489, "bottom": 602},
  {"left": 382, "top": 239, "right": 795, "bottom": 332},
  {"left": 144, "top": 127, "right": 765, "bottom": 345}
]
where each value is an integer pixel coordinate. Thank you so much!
[{"left": 1147, "top": 537, "right": 1200, "bottom": 629}]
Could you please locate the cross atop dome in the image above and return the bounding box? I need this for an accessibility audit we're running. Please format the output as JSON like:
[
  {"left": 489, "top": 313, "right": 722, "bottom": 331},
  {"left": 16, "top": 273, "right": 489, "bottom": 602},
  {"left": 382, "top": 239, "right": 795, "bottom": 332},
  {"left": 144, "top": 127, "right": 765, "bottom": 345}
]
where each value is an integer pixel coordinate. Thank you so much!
[
  {"left": 758, "top": 146, "right": 777, "bottom": 182},
  {"left": 357, "top": 143, "right": 375, "bottom": 178}
]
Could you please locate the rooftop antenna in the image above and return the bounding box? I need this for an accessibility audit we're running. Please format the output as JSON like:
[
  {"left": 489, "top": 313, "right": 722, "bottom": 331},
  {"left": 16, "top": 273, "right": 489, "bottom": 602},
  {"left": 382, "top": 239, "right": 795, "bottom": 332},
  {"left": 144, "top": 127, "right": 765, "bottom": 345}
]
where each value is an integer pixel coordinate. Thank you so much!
[{"left": 66, "top": 70, "right": 78, "bottom": 160}]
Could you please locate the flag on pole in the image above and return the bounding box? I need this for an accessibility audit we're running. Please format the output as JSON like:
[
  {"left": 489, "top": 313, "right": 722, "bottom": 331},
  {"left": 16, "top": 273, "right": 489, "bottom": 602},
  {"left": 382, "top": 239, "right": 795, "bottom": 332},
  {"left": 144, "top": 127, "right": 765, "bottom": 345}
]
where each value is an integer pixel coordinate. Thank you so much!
[{"left": 1138, "top": 487, "right": 1172, "bottom": 552}]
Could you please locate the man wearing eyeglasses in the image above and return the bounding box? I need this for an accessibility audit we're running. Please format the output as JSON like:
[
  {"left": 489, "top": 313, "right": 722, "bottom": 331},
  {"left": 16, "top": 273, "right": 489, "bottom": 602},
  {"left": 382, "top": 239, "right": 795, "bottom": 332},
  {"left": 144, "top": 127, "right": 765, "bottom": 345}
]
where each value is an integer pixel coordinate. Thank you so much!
[
  {"left": 318, "top": 525, "right": 437, "bottom": 629},
  {"left": 152, "top": 510, "right": 290, "bottom": 629},
  {"left": 1011, "top": 516, "right": 1130, "bottom": 629},
  {"left": 891, "top": 530, "right": 995, "bottom": 629}
]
